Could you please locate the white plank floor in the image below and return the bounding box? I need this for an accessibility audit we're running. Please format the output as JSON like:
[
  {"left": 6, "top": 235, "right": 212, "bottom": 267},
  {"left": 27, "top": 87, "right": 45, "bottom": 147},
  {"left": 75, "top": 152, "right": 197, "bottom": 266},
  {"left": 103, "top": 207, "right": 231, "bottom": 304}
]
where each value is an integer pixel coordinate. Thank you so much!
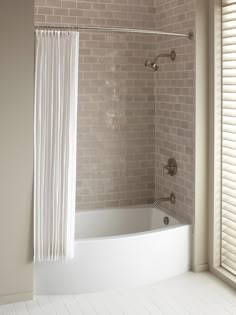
[{"left": 1, "top": 272, "right": 236, "bottom": 314}]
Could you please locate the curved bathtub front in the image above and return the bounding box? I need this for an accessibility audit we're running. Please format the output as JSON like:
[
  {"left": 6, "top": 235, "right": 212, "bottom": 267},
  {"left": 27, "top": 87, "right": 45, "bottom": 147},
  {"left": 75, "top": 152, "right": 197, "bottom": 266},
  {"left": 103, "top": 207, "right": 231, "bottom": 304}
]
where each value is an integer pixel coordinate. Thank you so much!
[{"left": 34, "top": 207, "right": 191, "bottom": 294}]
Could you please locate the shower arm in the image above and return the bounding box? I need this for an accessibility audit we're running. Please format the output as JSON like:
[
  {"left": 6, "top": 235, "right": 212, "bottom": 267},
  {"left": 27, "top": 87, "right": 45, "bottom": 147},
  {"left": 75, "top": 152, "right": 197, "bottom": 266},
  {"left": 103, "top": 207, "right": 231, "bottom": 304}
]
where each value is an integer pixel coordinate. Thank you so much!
[{"left": 153, "top": 50, "right": 176, "bottom": 63}]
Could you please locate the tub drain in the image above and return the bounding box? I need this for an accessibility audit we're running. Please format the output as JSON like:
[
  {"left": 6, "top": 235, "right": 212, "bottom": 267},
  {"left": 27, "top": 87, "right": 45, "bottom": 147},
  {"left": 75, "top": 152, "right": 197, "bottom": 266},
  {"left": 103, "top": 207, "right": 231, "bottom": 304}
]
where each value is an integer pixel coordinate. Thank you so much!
[{"left": 163, "top": 216, "right": 169, "bottom": 225}]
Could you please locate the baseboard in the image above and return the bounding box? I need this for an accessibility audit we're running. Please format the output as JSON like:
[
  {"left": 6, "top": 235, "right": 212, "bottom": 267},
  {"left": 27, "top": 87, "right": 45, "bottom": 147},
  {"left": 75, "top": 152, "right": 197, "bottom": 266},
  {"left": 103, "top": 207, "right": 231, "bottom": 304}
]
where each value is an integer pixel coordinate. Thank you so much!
[
  {"left": 192, "top": 263, "right": 209, "bottom": 272},
  {"left": 0, "top": 291, "right": 33, "bottom": 305}
]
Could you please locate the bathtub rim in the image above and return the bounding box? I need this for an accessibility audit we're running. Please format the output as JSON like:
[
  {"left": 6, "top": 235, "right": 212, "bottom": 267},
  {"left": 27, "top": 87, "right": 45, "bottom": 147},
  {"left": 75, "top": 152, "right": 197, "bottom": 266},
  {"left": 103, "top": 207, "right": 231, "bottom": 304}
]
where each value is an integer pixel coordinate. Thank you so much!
[
  {"left": 75, "top": 223, "right": 191, "bottom": 243},
  {"left": 75, "top": 204, "right": 191, "bottom": 243}
]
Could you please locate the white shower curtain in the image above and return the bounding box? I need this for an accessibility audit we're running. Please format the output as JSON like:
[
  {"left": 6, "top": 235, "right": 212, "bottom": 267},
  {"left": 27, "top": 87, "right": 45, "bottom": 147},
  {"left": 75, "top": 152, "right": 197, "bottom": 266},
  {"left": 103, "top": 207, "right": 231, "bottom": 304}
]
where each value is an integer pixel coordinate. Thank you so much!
[{"left": 34, "top": 30, "right": 79, "bottom": 261}]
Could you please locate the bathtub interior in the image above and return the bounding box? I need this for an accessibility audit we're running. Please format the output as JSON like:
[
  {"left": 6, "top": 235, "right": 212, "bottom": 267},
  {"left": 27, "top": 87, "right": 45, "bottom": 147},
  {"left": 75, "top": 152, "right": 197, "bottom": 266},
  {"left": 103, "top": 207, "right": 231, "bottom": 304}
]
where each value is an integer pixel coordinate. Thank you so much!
[{"left": 75, "top": 206, "right": 181, "bottom": 239}]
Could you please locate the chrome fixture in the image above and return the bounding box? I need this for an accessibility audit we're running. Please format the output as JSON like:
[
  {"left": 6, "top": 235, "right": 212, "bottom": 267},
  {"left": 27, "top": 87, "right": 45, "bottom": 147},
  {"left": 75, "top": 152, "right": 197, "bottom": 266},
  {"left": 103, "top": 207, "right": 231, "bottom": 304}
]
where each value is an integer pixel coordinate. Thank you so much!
[
  {"left": 35, "top": 26, "right": 194, "bottom": 40},
  {"left": 154, "top": 193, "right": 176, "bottom": 206},
  {"left": 163, "top": 158, "right": 177, "bottom": 176},
  {"left": 163, "top": 216, "right": 170, "bottom": 225},
  {"left": 145, "top": 50, "right": 176, "bottom": 72}
]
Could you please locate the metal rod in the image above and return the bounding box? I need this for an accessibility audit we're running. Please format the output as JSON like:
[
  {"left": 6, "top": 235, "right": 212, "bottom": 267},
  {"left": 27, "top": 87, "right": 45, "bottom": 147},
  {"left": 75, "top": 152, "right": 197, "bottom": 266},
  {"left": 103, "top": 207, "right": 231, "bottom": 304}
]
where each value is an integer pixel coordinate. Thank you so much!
[{"left": 35, "top": 25, "right": 194, "bottom": 40}]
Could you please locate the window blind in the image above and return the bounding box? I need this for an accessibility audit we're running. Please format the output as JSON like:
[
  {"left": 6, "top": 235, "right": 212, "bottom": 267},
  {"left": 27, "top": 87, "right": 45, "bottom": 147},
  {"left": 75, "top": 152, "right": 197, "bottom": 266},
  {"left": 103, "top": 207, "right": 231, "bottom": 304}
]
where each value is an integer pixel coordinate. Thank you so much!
[{"left": 221, "top": 0, "right": 236, "bottom": 275}]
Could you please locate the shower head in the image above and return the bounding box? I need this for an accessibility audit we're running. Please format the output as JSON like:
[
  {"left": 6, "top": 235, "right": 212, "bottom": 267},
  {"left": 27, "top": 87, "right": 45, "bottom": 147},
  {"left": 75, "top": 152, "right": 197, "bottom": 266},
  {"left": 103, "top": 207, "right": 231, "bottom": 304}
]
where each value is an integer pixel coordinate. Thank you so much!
[
  {"left": 144, "top": 60, "right": 159, "bottom": 71},
  {"left": 145, "top": 50, "right": 176, "bottom": 72}
]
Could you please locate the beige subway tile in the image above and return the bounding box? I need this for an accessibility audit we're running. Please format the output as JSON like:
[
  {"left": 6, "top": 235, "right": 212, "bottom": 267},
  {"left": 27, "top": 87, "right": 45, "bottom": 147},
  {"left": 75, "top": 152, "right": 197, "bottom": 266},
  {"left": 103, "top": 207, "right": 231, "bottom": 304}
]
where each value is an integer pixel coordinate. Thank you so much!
[
  {"left": 70, "top": 8, "right": 83, "bottom": 16},
  {"left": 46, "top": 0, "right": 61, "bottom": 8},
  {"left": 38, "top": 7, "right": 53, "bottom": 14},
  {"left": 35, "top": 15, "right": 46, "bottom": 23},
  {"left": 92, "top": 3, "right": 106, "bottom": 10},
  {"left": 91, "top": 18, "right": 106, "bottom": 25},
  {"left": 61, "top": 16, "right": 76, "bottom": 24},
  {"left": 45, "top": 15, "right": 61, "bottom": 23},
  {"left": 76, "top": 17, "right": 92, "bottom": 25},
  {"left": 119, "top": 200, "right": 133, "bottom": 207},
  {"left": 54, "top": 8, "right": 69, "bottom": 16},
  {"left": 77, "top": 2, "right": 91, "bottom": 10},
  {"left": 83, "top": 10, "right": 100, "bottom": 18},
  {"left": 61, "top": 0, "right": 76, "bottom": 8}
]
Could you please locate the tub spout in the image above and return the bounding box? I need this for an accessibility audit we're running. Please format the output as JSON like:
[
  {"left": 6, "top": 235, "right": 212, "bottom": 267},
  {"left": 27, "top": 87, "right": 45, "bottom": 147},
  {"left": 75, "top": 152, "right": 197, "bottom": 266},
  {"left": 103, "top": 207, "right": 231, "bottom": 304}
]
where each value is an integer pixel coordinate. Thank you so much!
[{"left": 154, "top": 193, "right": 176, "bottom": 206}]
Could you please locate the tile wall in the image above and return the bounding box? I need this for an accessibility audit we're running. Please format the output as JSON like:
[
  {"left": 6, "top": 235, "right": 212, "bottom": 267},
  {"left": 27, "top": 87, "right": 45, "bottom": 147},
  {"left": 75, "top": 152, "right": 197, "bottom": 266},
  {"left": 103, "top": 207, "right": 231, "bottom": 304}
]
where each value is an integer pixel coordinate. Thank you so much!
[
  {"left": 34, "top": 0, "right": 196, "bottom": 220},
  {"left": 154, "top": 0, "right": 195, "bottom": 222},
  {"left": 34, "top": 0, "right": 157, "bottom": 209}
]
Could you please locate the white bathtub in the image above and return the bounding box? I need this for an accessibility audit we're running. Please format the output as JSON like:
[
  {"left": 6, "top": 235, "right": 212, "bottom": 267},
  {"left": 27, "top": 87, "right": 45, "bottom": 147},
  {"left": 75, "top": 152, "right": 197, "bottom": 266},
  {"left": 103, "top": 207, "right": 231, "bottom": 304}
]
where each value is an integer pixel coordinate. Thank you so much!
[{"left": 34, "top": 206, "right": 191, "bottom": 294}]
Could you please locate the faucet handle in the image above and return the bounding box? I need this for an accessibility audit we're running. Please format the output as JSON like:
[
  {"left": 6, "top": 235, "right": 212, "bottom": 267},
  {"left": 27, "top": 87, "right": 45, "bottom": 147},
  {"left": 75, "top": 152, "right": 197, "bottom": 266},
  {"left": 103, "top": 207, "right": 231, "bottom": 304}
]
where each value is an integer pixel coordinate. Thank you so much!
[
  {"left": 163, "top": 158, "right": 177, "bottom": 176},
  {"left": 169, "top": 193, "right": 176, "bottom": 204}
]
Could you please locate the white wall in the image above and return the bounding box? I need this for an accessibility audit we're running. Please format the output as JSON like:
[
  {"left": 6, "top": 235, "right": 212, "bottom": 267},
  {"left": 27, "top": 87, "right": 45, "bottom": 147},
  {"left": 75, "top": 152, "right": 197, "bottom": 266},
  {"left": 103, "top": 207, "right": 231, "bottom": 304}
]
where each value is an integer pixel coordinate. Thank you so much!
[{"left": 0, "top": 0, "right": 34, "bottom": 304}]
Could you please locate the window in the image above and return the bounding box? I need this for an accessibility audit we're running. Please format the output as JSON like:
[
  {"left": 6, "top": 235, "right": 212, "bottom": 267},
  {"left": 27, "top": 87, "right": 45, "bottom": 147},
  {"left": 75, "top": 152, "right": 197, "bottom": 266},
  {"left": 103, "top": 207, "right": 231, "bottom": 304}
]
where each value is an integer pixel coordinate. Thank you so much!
[{"left": 221, "top": 0, "right": 236, "bottom": 276}]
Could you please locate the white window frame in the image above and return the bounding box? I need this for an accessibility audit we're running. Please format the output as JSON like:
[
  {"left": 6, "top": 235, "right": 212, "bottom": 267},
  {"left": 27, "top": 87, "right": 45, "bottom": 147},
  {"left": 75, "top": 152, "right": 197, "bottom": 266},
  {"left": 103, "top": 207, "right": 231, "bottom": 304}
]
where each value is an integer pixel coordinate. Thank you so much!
[{"left": 209, "top": 0, "right": 236, "bottom": 287}]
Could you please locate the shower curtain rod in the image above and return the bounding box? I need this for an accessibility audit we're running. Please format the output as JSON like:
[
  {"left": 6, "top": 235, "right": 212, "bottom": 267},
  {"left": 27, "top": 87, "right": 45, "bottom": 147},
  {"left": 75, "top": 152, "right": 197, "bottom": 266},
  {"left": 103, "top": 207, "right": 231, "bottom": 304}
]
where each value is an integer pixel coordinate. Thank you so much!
[{"left": 35, "top": 25, "right": 194, "bottom": 40}]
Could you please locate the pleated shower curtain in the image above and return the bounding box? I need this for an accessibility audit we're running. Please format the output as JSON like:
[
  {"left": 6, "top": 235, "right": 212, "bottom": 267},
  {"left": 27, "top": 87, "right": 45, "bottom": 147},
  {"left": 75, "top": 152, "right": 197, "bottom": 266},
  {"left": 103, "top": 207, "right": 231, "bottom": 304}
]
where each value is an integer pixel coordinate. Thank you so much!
[{"left": 34, "top": 30, "right": 79, "bottom": 261}]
